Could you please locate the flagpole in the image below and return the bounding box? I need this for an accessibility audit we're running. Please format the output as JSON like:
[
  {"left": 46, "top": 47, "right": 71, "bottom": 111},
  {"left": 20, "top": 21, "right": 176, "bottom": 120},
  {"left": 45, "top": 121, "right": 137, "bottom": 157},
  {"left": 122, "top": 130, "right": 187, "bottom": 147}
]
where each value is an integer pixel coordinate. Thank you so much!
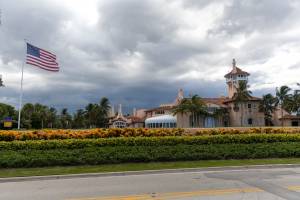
[
  {"left": 17, "top": 40, "right": 26, "bottom": 129},
  {"left": 17, "top": 62, "right": 24, "bottom": 129}
]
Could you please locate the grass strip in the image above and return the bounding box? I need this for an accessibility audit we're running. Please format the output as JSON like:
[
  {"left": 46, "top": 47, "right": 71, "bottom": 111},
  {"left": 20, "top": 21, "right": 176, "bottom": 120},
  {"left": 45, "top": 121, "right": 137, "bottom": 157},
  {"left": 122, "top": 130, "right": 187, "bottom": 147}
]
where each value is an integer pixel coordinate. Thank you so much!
[{"left": 1, "top": 158, "right": 300, "bottom": 178}]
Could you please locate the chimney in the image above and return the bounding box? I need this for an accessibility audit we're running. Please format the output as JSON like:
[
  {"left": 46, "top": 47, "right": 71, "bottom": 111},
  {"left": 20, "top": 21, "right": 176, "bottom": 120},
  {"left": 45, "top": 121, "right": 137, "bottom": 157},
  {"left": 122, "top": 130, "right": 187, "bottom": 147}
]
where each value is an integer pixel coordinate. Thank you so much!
[
  {"left": 117, "top": 104, "right": 123, "bottom": 118},
  {"left": 110, "top": 105, "right": 115, "bottom": 117},
  {"left": 133, "top": 108, "right": 137, "bottom": 116},
  {"left": 232, "top": 58, "right": 237, "bottom": 71}
]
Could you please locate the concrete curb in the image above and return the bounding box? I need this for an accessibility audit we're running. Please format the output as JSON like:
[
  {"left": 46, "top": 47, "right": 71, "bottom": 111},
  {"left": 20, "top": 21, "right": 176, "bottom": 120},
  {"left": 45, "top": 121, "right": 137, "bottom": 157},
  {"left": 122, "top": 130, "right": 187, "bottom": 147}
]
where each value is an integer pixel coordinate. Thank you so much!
[{"left": 1, "top": 164, "right": 300, "bottom": 183}]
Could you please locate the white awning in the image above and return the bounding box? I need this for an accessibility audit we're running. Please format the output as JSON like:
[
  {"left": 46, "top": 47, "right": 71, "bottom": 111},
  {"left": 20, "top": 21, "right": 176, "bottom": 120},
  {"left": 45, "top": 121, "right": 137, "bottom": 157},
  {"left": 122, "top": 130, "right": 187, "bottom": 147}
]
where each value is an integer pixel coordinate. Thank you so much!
[{"left": 145, "top": 115, "right": 177, "bottom": 124}]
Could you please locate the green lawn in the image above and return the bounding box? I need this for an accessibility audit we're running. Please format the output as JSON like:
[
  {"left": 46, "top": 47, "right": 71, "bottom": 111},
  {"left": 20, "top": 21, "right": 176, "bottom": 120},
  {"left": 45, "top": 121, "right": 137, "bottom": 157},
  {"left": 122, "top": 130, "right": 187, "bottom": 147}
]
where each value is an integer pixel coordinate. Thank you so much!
[{"left": 1, "top": 158, "right": 300, "bottom": 178}]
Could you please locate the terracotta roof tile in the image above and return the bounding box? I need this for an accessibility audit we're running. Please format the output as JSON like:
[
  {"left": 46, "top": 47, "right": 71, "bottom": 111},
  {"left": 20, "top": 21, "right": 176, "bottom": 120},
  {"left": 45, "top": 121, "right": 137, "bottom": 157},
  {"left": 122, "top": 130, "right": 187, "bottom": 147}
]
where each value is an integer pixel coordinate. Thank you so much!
[
  {"left": 224, "top": 67, "right": 250, "bottom": 78},
  {"left": 202, "top": 97, "right": 228, "bottom": 107},
  {"left": 223, "top": 96, "right": 261, "bottom": 103},
  {"left": 127, "top": 116, "right": 145, "bottom": 123},
  {"left": 279, "top": 115, "right": 300, "bottom": 120},
  {"left": 145, "top": 106, "right": 174, "bottom": 112}
]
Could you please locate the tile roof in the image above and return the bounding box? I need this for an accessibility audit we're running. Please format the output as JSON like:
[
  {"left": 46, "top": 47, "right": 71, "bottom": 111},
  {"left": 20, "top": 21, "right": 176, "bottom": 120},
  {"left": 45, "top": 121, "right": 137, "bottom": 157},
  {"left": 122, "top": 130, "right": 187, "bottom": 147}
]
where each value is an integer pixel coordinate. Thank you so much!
[
  {"left": 224, "top": 67, "right": 250, "bottom": 78},
  {"left": 126, "top": 116, "right": 145, "bottom": 123},
  {"left": 279, "top": 114, "right": 300, "bottom": 120},
  {"left": 202, "top": 97, "right": 228, "bottom": 107},
  {"left": 223, "top": 95, "right": 261, "bottom": 103},
  {"left": 145, "top": 105, "right": 174, "bottom": 112}
]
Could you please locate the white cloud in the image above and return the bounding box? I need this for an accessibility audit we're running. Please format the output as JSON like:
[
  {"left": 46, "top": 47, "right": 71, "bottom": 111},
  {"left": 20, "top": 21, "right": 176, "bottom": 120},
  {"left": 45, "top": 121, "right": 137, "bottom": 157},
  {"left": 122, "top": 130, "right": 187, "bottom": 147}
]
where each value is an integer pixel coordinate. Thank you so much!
[{"left": 0, "top": 0, "right": 300, "bottom": 111}]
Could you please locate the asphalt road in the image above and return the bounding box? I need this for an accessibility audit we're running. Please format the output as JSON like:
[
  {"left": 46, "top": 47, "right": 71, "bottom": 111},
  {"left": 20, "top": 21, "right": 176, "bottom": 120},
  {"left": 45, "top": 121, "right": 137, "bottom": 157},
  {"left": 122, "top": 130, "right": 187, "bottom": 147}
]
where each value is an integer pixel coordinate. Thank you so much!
[{"left": 1, "top": 166, "right": 300, "bottom": 200}]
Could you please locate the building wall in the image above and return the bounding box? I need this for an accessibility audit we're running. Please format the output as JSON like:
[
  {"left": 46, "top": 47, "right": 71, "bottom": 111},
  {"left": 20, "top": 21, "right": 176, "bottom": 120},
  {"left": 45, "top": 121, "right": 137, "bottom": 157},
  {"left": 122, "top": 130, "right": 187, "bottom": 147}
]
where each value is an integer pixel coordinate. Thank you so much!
[
  {"left": 176, "top": 113, "right": 190, "bottom": 128},
  {"left": 176, "top": 112, "right": 226, "bottom": 128},
  {"left": 281, "top": 119, "right": 300, "bottom": 127},
  {"left": 135, "top": 109, "right": 147, "bottom": 119},
  {"left": 227, "top": 101, "right": 264, "bottom": 127},
  {"left": 272, "top": 107, "right": 290, "bottom": 126},
  {"left": 128, "top": 122, "right": 144, "bottom": 128}
]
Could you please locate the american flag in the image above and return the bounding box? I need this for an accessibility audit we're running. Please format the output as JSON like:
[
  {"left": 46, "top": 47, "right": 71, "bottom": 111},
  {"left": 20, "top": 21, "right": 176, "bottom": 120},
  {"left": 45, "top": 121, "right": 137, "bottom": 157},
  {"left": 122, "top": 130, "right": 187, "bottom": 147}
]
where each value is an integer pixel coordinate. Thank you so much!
[{"left": 26, "top": 43, "right": 59, "bottom": 72}]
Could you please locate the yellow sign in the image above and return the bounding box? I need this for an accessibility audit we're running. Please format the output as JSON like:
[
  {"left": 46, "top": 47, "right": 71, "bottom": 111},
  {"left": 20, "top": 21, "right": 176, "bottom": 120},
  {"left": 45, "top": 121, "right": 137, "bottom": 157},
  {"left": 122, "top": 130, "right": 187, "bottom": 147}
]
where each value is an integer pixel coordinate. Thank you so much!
[{"left": 4, "top": 121, "right": 12, "bottom": 128}]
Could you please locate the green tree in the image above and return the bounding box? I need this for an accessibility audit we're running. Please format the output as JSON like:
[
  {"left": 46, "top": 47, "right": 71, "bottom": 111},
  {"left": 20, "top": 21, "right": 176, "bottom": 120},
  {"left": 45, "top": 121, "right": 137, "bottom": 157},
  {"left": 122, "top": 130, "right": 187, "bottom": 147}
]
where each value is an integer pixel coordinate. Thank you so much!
[
  {"left": 232, "top": 81, "right": 252, "bottom": 127},
  {"left": 85, "top": 103, "right": 97, "bottom": 128},
  {"left": 60, "top": 108, "right": 72, "bottom": 129},
  {"left": 47, "top": 107, "right": 57, "bottom": 128},
  {"left": 259, "top": 93, "right": 276, "bottom": 126},
  {"left": 284, "top": 91, "right": 300, "bottom": 116},
  {"left": 32, "top": 103, "right": 48, "bottom": 129},
  {"left": 0, "top": 103, "right": 17, "bottom": 119},
  {"left": 21, "top": 103, "right": 34, "bottom": 129},
  {"left": 73, "top": 109, "right": 86, "bottom": 129},
  {"left": 211, "top": 107, "right": 229, "bottom": 127},
  {"left": 96, "top": 97, "right": 111, "bottom": 128},
  {"left": 275, "top": 85, "right": 291, "bottom": 126},
  {"left": 172, "top": 95, "right": 207, "bottom": 127}
]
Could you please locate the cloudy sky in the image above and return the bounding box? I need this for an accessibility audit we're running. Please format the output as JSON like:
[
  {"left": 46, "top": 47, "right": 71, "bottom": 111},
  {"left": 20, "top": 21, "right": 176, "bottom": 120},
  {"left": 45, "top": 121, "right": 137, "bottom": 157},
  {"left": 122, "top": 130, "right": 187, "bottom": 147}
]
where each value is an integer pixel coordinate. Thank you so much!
[{"left": 1, "top": 0, "right": 300, "bottom": 113}]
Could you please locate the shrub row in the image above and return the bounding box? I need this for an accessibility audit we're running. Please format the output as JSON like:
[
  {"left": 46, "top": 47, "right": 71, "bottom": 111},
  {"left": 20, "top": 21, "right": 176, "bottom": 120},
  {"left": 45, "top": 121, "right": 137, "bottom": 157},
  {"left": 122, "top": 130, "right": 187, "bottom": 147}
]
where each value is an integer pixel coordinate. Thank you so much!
[
  {"left": 1, "top": 142, "right": 300, "bottom": 168},
  {"left": 2, "top": 134, "right": 300, "bottom": 151},
  {"left": 1, "top": 127, "right": 300, "bottom": 141},
  {"left": 194, "top": 127, "right": 300, "bottom": 135},
  {"left": 0, "top": 128, "right": 185, "bottom": 141},
  {"left": 0, "top": 135, "right": 300, "bottom": 167}
]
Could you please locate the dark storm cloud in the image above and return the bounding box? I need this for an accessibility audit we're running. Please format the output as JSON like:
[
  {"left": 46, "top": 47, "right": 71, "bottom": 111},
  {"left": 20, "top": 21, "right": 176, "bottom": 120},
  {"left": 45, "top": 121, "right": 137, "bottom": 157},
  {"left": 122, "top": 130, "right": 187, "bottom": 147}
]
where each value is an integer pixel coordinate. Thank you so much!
[{"left": 0, "top": 0, "right": 300, "bottom": 112}]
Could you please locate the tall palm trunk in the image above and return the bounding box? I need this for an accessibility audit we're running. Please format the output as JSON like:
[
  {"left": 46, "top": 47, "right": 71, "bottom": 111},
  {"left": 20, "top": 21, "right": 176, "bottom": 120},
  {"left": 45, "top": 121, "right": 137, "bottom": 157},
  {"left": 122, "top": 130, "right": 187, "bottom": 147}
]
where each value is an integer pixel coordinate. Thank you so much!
[
  {"left": 192, "top": 112, "right": 194, "bottom": 128},
  {"left": 281, "top": 106, "right": 283, "bottom": 127},
  {"left": 240, "top": 102, "right": 243, "bottom": 127}
]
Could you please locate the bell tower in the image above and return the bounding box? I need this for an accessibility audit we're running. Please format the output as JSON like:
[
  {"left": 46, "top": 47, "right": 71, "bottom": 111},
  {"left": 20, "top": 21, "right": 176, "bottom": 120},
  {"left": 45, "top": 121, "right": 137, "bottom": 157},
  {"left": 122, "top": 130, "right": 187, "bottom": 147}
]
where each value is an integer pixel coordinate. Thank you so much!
[{"left": 224, "top": 59, "right": 250, "bottom": 98}]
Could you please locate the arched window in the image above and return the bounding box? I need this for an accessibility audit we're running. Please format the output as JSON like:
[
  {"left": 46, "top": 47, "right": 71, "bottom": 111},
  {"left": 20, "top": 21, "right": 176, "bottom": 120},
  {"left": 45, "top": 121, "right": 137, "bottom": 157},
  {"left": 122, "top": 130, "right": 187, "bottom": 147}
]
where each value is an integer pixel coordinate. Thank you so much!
[{"left": 113, "top": 120, "right": 127, "bottom": 128}]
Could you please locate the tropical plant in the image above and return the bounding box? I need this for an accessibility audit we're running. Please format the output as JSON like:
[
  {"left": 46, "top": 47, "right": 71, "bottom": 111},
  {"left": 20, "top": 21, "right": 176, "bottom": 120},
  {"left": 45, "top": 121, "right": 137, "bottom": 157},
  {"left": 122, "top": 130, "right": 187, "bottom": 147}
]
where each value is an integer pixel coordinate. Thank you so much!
[
  {"left": 172, "top": 95, "right": 207, "bottom": 127},
  {"left": 60, "top": 108, "right": 72, "bottom": 129},
  {"left": 259, "top": 94, "right": 276, "bottom": 126},
  {"left": 47, "top": 107, "right": 57, "bottom": 128},
  {"left": 0, "top": 103, "right": 17, "bottom": 120},
  {"left": 73, "top": 109, "right": 87, "bottom": 129},
  {"left": 211, "top": 107, "right": 229, "bottom": 126},
  {"left": 96, "top": 97, "right": 111, "bottom": 128},
  {"left": 284, "top": 91, "right": 300, "bottom": 116},
  {"left": 232, "top": 80, "right": 252, "bottom": 127},
  {"left": 85, "top": 103, "right": 98, "bottom": 128},
  {"left": 275, "top": 85, "right": 291, "bottom": 126}
]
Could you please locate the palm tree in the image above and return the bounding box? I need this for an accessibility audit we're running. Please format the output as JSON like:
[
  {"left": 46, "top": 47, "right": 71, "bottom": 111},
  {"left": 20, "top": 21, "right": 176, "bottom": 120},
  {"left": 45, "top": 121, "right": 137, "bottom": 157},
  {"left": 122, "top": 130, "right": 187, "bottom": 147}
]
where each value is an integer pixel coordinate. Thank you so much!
[
  {"left": 96, "top": 97, "right": 111, "bottom": 128},
  {"left": 232, "top": 80, "right": 252, "bottom": 127},
  {"left": 60, "top": 108, "right": 72, "bottom": 129},
  {"left": 172, "top": 95, "right": 207, "bottom": 127},
  {"left": 21, "top": 103, "right": 35, "bottom": 129},
  {"left": 211, "top": 107, "right": 229, "bottom": 127},
  {"left": 33, "top": 103, "right": 48, "bottom": 129},
  {"left": 73, "top": 109, "right": 86, "bottom": 129},
  {"left": 47, "top": 107, "right": 57, "bottom": 128},
  {"left": 275, "top": 85, "right": 291, "bottom": 126},
  {"left": 284, "top": 91, "right": 300, "bottom": 116},
  {"left": 85, "top": 103, "right": 97, "bottom": 128},
  {"left": 259, "top": 94, "right": 276, "bottom": 126}
]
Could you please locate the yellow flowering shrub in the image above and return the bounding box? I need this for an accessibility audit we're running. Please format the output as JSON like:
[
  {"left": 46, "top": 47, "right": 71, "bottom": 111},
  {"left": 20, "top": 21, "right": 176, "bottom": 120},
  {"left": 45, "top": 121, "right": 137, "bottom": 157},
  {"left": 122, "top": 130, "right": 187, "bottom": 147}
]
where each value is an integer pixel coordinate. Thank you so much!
[{"left": 0, "top": 127, "right": 299, "bottom": 141}]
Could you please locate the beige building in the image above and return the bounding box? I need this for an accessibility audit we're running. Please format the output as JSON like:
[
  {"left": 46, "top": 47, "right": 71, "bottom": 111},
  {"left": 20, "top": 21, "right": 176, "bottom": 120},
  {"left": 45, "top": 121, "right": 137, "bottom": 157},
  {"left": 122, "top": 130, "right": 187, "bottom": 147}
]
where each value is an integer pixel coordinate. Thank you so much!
[
  {"left": 143, "top": 59, "right": 265, "bottom": 128},
  {"left": 110, "top": 59, "right": 299, "bottom": 128},
  {"left": 109, "top": 104, "right": 144, "bottom": 128}
]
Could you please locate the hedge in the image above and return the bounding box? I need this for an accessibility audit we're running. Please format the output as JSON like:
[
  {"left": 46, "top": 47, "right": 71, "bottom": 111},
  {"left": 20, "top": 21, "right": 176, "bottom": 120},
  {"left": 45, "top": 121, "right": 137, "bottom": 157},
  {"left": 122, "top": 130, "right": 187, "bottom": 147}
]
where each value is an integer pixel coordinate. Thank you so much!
[
  {"left": 1, "top": 135, "right": 300, "bottom": 168},
  {"left": 1, "top": 143, "right": 300, "bottom": 168},
  {"left": 1, "top": 134, "right": 300, "bottom": 150},
  {"left": 1, "top": 127, "right": 300, "bottom": 141}
]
